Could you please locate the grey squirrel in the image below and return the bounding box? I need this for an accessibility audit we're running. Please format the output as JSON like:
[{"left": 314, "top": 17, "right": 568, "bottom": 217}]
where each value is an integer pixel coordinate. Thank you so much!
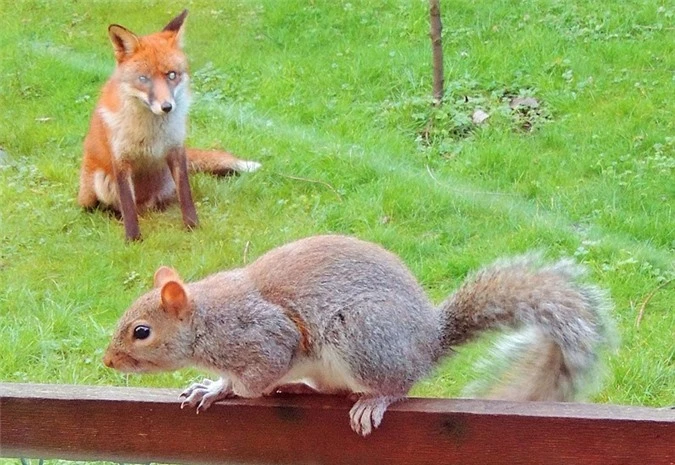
[{"left": 103, "top": 234, "right": 615, "bottom": 436}]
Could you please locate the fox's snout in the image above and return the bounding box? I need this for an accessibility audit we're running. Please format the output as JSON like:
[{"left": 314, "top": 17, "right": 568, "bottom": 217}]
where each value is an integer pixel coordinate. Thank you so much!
[
  {"left": 134, "top": 75, "right": 178, "bottom": 115},
  {"left": 149, "top": 97, "right": 175, "bottom": 115},
  {"left": 148, "top": 84, "right": 176, "bottom": 115}
]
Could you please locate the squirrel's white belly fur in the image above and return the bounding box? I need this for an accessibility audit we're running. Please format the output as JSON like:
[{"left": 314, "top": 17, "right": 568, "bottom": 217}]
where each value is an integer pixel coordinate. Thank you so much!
[
  {"left": 225, "top": 345, "right": 370, "bottom": 398},
  {"left": 274, "top": 345, "right": 371, "bottom": 394}
]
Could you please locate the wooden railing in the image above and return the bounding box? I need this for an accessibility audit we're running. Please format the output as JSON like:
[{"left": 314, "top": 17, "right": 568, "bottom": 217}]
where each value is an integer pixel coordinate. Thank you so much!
[{"left": 1, "top": 383, "right": 673, "bottom": 465}]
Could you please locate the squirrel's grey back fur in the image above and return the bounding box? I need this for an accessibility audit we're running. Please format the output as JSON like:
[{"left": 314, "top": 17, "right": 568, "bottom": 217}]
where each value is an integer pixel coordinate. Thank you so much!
[{"left": 242, "top": 235, "right": 444, "bottom": 395}]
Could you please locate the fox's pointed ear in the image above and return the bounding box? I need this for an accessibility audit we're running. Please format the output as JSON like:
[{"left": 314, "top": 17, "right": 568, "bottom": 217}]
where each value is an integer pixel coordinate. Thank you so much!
[
  {"left": 154, "top": 266, "right": 183, "bottom": 289},
  {"left": 108, "top": 24, "right": 139, "bottom": 62},
  {"left": 163, "top": 9, "right": 188, "bottom": 47},
  {"left": 163, "top": 10, "right": 188, "bottom": 32},
  {"left": 160, "top": 280, "right": 192, "bottom": 320}
]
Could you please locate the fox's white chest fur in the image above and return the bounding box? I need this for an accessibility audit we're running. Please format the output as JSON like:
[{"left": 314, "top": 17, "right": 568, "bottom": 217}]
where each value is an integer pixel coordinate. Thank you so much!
[
  {"left": 100, "top": 81, "right": 190, "bottom": 164},
  {"left": 92, "top": 79, "right": 191, "bottom": 209}
]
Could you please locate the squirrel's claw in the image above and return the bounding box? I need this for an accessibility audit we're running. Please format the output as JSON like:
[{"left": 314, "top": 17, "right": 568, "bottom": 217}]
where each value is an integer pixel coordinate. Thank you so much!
[
  {"left": 179, "top": 377, "right": 232, "bottom": 411},
  {"left": 180, "top": 378, "right": 215, "bottom": 399},
  {"left": 348, "top": 395, "right": 401, "bottom": 437}
]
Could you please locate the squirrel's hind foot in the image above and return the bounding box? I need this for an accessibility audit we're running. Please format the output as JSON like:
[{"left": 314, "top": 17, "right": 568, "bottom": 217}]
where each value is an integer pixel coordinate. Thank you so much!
[{"left": 349, "top": 395, "right": 403, "bottom": 437}]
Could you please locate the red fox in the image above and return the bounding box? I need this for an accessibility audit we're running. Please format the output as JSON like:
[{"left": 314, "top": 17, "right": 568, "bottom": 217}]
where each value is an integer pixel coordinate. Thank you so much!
[{"left": 77, "top": 10, "right": 260, "bottom": 241}]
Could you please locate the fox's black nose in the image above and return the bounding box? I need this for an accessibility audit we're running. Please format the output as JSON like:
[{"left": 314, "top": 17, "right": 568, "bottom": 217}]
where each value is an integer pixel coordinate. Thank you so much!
[{"left": 161, "top": 102, "right": 173, "bottom": 113}]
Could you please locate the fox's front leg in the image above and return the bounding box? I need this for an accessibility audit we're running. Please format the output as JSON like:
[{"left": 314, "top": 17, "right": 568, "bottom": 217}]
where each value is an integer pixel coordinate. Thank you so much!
[
  {"left": 114, "top": 161, "right": 141, "bottom": 241},
  {"left": 167, "top": 146, "right": 198, "bottom": 230}
]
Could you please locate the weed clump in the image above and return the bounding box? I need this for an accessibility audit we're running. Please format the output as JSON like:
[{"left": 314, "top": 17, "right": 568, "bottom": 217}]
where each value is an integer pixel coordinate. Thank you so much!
[{"left": 378, "top": 75, "right": 553, "bottom": 157}]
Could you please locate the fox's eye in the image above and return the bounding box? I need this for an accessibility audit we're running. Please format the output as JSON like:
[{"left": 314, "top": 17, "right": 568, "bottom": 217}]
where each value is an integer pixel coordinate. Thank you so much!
[
  {"left": 167, "top": 71, "right": 177, "bottom": 80},
  {"left": 133, "top": 325, "right": 151, "bottom": 340},
  {"left": 138, "top": 75, "right": 149, "bottom": 83}
]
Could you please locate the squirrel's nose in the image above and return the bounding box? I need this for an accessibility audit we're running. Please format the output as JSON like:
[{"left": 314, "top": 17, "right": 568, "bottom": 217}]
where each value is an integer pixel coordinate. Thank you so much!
[
  {"left": 102, "top": 353, "right": 114, "bottom": 368},
  {"left": 161, "top": 102, "right": 173, "bottom": 113}
]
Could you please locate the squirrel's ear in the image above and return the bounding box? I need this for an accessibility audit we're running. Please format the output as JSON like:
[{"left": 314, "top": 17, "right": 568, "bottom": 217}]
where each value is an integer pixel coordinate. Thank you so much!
[
  {"left": 108, "top": 24, "right": 139, "bottom": 62},
  {"left": 160, "top": 280, "right": 192, "bottom": 320},
  {"left": 154, "top": 266, "right": 182, "bottom": 289}
]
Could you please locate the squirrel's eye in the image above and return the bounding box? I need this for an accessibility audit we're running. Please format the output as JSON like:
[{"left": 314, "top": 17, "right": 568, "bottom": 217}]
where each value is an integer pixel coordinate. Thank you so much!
[
  {"left": 138, "top": 75, "right": 149, "bottom": 83},
  {"left": 167, "top": 71, "right": 177, "bottom": 80},
  {"left": 133, "top": 325, "right": 151, "bottom": 340}
]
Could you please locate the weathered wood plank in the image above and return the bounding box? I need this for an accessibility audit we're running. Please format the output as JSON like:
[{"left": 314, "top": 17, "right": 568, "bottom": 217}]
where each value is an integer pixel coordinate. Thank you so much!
[{"left": 1, "top": 383, "right": 673, "bottom": 465}]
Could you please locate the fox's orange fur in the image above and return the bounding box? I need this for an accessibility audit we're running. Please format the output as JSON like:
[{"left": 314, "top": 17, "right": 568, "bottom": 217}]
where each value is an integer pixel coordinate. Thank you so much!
[{"left": 78, "top": 10, "right": 260, "bottom": 241}]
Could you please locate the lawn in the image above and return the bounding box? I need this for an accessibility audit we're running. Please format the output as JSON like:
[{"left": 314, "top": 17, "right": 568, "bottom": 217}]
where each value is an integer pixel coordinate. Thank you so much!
[{"left": 0, "top": 0, "right": 672, "bottom": 435}]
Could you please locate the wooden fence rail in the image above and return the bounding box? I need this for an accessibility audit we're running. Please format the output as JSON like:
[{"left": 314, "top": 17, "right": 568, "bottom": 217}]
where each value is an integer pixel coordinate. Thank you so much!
[{"left": 1, "top": 383, "right": 673, "bottom": 465}]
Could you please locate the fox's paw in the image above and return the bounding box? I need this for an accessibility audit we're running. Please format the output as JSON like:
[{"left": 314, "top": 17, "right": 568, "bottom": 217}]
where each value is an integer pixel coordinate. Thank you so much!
[
  {"left": 235, "top": 160, "right": 262, "bottom": 173},
  {"left": 180, "top": 377, "right": 234, "bottom": 412}
]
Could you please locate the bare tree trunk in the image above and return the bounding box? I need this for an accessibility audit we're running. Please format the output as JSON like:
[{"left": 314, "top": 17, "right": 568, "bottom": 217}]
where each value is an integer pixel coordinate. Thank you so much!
[{"left": 429, "top": 0, "right": 444, "bottom": 106}]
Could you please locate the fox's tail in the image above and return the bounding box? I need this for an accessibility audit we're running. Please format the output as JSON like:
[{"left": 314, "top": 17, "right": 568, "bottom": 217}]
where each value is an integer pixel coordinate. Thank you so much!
[
  {"left": 186, "top": 148, "right": 261, "bottom": 176},
  {"left": 440, "top": 254, "right": 616, "bottom": 402}
]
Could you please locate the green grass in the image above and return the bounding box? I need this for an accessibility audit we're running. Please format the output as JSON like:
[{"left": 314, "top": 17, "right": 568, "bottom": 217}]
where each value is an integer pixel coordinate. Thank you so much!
[{"left": 1, "top": 0, "right": 673, "bottom": 438}]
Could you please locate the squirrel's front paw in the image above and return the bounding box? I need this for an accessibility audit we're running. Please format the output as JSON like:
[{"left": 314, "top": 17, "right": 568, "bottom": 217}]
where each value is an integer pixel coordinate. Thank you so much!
[{"left": 180, "top": 377, "right": 233, "bottom": 412}]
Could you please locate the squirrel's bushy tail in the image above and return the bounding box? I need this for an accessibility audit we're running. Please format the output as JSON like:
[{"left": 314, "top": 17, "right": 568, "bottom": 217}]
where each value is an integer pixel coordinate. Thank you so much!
[{"left": 440, "top": 254, "right": 616, "bottom": 402}]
